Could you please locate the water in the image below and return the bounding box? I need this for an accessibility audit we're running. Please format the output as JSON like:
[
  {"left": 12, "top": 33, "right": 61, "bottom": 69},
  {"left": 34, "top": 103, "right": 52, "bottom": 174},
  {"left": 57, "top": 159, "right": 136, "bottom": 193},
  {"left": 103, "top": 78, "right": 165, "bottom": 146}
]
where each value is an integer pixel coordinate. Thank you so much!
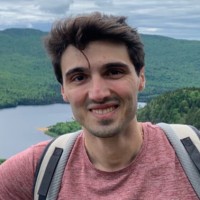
[
  {"left": 0, "top": 104, "right": 73, "bottom": 158},
  {"left": 0, "top": 102, "right": 146, "bottom": 159}
]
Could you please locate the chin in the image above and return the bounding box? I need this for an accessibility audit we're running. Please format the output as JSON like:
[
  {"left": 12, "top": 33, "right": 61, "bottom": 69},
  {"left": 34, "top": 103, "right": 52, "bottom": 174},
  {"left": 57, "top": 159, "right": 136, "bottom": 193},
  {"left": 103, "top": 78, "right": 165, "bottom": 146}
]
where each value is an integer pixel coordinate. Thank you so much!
[{"left": 86, "top": 124, "right": 123, "bottom": 138}]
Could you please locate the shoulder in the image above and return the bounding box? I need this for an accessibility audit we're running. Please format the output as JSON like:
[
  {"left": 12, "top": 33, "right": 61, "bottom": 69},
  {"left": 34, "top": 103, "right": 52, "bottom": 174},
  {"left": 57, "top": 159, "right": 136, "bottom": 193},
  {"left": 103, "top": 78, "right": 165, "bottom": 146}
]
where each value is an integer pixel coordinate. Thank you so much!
[
  {"left": 1, "top": 139, "right": 51, "bottom": 170},
  {"left": 0, "top": 140, "right": 51, "bottom": 199},
  {"left": 141, "top": 122, "right": 164, "bottom": 134},
  {"left": 141, "top": 122, "right": 170, "bottom": 146},
  {"left": 7, "top": 140, "right": 50, "bottom": 168}
]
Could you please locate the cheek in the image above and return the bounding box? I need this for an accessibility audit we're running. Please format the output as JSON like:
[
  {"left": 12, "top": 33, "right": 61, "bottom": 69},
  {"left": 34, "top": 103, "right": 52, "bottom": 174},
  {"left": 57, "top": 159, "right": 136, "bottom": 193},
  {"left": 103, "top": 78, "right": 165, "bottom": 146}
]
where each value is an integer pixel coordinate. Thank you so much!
[
  {"left": 111, "top": 79, "right": 138, "bottom": 96},
  {"left": 67, "top": 89, "right": 85, "bottom": 107}
]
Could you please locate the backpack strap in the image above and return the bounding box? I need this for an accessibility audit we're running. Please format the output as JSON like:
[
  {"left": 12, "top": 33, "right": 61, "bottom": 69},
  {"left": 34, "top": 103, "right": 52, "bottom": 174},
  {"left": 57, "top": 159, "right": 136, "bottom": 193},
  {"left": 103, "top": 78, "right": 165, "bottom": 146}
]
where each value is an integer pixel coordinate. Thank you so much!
[
  {"left": 157, "top": 123, "right": 200, "bottom": 199},
  {"left": 34, "top": 130, "right": 81, "bottom": 200}
]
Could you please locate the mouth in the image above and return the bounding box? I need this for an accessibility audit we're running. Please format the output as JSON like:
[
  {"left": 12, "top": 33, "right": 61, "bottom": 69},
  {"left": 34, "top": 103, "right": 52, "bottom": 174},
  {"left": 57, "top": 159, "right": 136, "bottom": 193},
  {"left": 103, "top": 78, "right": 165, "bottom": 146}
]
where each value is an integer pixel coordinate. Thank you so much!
[
  {"left": 91, "top": 106, "right": 118, "bottom": 115},
  {"left": 89, "top": 104, "right": 119, "bottom": 116}
]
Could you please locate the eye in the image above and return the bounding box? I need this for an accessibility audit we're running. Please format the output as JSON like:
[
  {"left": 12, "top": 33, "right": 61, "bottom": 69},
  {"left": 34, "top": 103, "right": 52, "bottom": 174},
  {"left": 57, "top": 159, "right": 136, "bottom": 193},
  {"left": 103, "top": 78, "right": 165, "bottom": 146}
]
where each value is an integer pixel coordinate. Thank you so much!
[
  {"left": 106, "top": 68, "right": 126, "bottom": 79},
  {"left": 71, "top": 73, "right": 88, "bottom": 83},
  {"left": 65, "top": 67, "right": 90, "bottom": 85}
]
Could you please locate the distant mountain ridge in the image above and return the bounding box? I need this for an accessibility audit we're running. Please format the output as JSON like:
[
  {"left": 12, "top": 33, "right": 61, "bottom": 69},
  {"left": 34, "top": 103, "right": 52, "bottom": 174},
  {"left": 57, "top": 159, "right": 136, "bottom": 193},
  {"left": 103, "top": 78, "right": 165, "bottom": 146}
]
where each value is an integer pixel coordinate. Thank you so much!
[
  {"left": 0, "top": 28, "right": 200, "bottom": 108},
  {"left": 140, "top": 34, "right": 200, "bottom": 99}
]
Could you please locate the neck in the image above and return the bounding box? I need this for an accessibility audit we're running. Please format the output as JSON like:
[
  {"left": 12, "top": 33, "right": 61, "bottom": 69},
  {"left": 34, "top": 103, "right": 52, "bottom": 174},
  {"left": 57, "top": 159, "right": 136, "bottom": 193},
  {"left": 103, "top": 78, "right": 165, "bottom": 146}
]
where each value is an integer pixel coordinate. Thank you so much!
[{"left": 83, "top": 122, "right": 143, "bottom": 172}]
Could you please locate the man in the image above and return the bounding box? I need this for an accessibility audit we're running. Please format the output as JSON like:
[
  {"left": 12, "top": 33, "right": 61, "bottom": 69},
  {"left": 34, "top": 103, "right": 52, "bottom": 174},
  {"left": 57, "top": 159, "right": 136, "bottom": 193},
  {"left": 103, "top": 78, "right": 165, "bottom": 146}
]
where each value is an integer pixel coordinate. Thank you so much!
[{"left": 0, "top": 12, "right": 198, "bottom": 199}]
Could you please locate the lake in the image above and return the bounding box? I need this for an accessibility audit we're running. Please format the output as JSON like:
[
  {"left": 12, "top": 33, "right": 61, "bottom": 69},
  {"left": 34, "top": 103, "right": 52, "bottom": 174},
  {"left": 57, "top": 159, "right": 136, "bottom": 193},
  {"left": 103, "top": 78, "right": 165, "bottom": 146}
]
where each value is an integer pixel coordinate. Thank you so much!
[{"left": 0, "top": 102, "right": 146, "bottom": 159}]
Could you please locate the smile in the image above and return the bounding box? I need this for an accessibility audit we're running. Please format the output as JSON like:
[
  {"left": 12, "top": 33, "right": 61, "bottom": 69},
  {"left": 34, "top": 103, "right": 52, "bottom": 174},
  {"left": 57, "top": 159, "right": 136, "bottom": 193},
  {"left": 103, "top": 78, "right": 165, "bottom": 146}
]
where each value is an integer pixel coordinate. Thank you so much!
[{"left": 91, "top": 106, "right": 116, "bottom": 115}]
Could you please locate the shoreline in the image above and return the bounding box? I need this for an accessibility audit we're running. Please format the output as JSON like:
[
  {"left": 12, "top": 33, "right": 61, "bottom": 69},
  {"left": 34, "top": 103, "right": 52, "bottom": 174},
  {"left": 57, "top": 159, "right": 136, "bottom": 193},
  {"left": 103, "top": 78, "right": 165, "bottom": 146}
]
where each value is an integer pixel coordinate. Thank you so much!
[{"left": 37, "top": 127, "right": 49, "bottom": 132}]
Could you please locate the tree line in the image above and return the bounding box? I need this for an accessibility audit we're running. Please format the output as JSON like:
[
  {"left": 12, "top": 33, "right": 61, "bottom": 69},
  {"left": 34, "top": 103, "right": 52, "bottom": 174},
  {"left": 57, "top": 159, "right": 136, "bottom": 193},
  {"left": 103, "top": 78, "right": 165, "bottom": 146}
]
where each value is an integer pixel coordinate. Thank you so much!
[{"left": 137, "top": 87, "right": 200, "bottom": 129}]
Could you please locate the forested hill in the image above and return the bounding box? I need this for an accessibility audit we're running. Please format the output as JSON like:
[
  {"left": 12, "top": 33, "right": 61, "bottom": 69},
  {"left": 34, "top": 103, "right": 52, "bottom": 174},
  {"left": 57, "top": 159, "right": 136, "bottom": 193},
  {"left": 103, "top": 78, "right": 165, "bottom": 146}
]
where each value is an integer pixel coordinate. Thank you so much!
[
  {"left": 0, "top": 28, "right": 200, "bottom": 108},
  {"left": 140, "top": 34, "right": 200, "bottom": 100},
  {"left": 138, "top": 87, "right": 200, "bottom": 129},
  {"left": 0, "top": 28, "right": 62, "bottom": 108}
]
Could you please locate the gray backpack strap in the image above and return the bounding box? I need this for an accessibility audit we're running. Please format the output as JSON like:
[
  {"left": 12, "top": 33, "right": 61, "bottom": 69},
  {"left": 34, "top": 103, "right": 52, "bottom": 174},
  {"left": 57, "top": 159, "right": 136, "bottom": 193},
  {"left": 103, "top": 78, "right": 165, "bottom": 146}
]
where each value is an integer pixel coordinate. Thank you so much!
[
  {"left": 157, "top": 123, "right": 200, "bottom": 198},
  {"left": 34, "top": 130, "right": 81, "bottom": 200}
]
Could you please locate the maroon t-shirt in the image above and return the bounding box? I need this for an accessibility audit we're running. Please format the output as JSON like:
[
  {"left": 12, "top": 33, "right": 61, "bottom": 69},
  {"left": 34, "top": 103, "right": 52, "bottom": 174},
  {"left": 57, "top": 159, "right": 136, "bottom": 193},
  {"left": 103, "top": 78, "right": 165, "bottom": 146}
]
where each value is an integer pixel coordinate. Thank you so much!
[{"left": 0, "top": 123, "right": 198, "bottom": 199}]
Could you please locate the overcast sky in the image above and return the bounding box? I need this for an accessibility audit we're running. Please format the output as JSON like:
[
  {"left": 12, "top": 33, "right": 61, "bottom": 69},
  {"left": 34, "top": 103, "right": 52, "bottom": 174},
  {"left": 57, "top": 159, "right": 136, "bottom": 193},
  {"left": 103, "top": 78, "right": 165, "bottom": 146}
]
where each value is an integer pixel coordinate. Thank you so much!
[{"left": 0, "top": 0, "right": 200, "bottom": 40}]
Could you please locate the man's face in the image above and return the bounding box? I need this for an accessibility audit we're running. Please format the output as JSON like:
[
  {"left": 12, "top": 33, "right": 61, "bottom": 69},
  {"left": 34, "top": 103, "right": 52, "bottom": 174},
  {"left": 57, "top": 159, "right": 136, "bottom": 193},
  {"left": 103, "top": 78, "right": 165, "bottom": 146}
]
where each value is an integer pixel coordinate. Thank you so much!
[{"left": 61, "top": 40, "right": 145, "bottom": 138}]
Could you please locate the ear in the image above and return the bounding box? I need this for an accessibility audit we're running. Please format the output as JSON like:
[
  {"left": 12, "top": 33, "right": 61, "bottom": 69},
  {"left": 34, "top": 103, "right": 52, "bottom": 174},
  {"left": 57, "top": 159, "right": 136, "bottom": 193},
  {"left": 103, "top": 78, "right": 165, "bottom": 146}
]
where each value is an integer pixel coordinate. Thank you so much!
[
  {"left": 61, "top": 85, "right": 69, "bottom": 102},
  {"left": 138, "top": 67, "right": 146, "bottom": 91}
]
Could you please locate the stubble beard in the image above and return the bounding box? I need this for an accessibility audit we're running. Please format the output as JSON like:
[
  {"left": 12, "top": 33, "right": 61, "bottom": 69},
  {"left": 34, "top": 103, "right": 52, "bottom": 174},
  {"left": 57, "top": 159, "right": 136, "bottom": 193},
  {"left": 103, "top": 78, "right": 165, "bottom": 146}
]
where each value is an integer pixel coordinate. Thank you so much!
[
  {"left": 73, "top": 96, "right": 138, "bottom": 138},
  {"left": 85, "top": 119, "right": 123, "bottom": 138},
  {"left": 82, "top": 105, "right": 136, "bottom": 139}
]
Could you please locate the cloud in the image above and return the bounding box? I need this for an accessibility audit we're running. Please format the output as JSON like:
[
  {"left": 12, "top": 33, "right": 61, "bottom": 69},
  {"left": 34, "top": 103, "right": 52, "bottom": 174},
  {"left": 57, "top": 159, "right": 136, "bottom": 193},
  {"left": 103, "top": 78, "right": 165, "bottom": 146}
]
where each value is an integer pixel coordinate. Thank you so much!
[
  {"left": 37, "top": 0, "right": 73, "bottom": 14},
  {"left": 67, "top": 0, "right": 98, "bottom": 14},
  {"left": 0, "top": 0, "right": 200, "bottom": 40}
]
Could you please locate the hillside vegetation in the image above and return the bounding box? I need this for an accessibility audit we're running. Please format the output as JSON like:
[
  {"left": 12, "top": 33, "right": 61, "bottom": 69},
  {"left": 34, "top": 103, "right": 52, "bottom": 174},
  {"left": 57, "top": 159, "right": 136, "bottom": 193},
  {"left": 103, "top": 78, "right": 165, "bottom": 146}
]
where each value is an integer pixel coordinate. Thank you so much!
[
  {"left": 140, "top": 35, "right": 200, "bottom": 99},
  {"left": 0, "top": 28, "right": 62, "bottom": 108},
  {"left": 138, "top": 87, "right": 200, "bottom": 129},
  {"left": 0, "top": 28, "right": 200, "bottom": 108},
  {"left": 46, "top": 121, "right": 81, "bottom": 137}
]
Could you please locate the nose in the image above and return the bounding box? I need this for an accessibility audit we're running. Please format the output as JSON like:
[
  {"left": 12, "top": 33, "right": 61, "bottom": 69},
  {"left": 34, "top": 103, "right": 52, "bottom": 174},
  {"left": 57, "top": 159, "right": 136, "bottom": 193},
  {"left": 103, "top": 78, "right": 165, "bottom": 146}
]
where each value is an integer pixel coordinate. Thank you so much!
[{"left": 88, "top": 75, "right": 111, "bottom": 102}]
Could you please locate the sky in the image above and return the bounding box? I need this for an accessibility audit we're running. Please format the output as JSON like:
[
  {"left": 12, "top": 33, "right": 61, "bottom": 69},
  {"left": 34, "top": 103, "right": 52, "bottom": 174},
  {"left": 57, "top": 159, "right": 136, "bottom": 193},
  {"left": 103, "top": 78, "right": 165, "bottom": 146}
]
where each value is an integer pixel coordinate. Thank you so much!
[{"left": 0, "top": 0, "right": 200, "bottom": 41}]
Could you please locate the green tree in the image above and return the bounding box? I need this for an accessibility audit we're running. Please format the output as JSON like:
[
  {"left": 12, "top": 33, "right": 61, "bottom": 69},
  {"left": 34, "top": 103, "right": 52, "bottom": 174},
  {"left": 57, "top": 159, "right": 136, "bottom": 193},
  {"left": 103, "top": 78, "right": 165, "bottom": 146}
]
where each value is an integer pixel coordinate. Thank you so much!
[
  {"left": 46, "top": 121, "right": 81, "bottom": 137},
  {"left": 138, "top": 87, "right": 200, "bottom": 129}
]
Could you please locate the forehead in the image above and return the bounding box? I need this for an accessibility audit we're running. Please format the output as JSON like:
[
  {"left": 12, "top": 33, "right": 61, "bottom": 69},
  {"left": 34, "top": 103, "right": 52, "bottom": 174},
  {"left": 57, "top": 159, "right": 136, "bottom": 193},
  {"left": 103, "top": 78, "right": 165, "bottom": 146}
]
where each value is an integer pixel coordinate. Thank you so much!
[{"left": 61, "top": 40, "right": 132, "bottom": 70}]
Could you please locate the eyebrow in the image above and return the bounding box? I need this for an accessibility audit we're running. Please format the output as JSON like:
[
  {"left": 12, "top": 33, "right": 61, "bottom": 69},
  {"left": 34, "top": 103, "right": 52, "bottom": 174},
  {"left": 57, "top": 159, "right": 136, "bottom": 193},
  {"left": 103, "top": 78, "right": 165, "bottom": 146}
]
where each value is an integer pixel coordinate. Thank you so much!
[
  {"left": 103, "top": 62, "right": 129, "bottom": 69},
  {"left": 65, "top": 62, "right": 129, "bottom": 78},
  {"left": 65, "top": 67, "right": 88, "bottom": 78}
]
